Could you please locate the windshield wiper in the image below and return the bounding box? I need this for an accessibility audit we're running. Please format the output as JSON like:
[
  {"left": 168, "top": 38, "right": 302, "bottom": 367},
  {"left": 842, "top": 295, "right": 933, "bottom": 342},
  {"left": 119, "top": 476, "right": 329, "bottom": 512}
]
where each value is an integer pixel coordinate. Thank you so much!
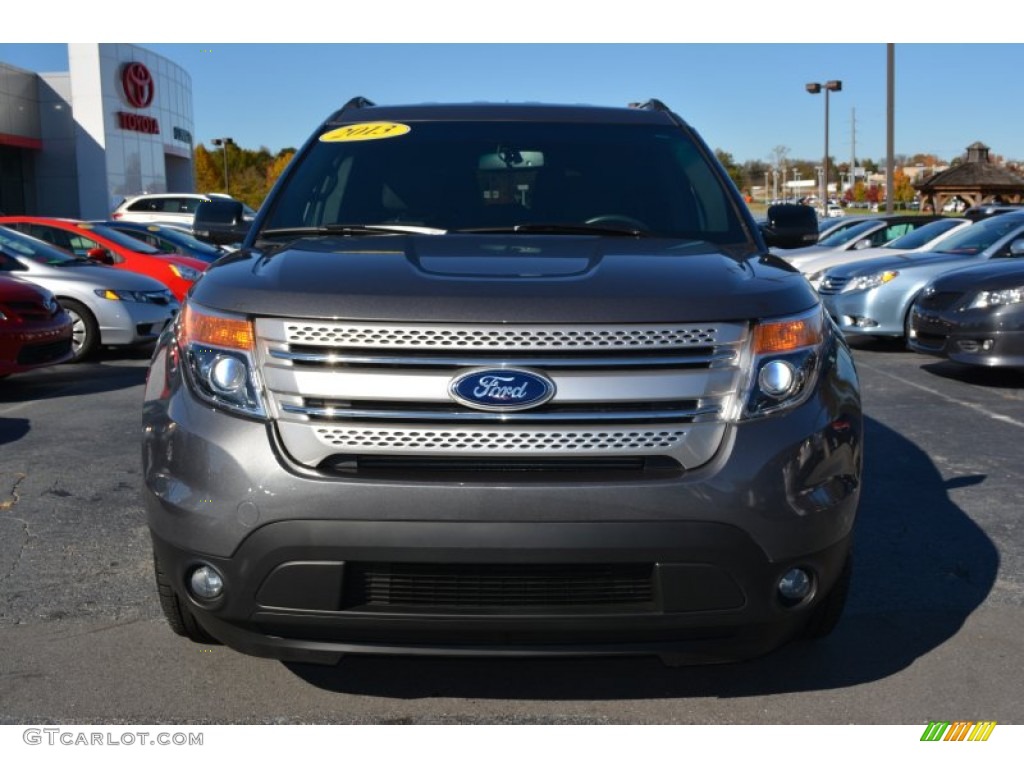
[
  {"left": 454, "top": 223, "right": 651, "bottom": 237},
  {"left": 259, "top": 224, "right": 447, "bottom": 240}
]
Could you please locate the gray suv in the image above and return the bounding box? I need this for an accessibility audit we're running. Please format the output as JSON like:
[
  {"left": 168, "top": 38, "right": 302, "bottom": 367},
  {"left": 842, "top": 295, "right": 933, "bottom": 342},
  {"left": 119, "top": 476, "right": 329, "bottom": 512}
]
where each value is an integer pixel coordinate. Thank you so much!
[{"left": 142, "top": 99, "right": 862, "bottom": 666}]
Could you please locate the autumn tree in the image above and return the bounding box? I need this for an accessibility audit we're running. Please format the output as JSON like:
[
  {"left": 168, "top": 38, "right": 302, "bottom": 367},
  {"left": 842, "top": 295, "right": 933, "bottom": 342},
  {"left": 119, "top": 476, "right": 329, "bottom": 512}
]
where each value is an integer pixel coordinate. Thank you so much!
[{"left": 266, "top": 150, "right": 296, "bottom": 189}]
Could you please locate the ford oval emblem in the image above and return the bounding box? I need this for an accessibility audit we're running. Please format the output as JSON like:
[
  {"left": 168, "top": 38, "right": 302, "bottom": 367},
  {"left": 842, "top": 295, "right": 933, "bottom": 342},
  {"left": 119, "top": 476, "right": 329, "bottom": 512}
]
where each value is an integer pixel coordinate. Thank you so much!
[{"left": 449, "top": 368, "right": 556, "bottom": 412}]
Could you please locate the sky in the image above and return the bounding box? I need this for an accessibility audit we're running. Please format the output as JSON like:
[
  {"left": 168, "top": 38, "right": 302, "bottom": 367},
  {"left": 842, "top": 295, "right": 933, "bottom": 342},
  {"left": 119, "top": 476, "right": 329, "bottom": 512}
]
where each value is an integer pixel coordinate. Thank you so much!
[{"left": 3, "top": 4, "right": 1022, "bottom": 168}]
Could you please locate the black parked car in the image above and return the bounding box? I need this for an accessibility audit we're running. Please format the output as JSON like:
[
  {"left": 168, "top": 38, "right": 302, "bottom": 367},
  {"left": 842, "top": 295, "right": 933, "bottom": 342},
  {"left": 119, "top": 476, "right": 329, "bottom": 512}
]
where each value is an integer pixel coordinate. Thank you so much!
[{"left": 909, "top": 249, "right": 1024, "bottom": 369}]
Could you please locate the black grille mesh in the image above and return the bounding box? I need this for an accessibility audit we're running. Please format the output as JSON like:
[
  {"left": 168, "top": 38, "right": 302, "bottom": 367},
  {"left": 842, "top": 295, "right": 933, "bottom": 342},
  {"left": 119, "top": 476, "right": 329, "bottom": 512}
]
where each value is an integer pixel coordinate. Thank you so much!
[{"left": 344, "top": 562, "right": 655, "bottom": 611}]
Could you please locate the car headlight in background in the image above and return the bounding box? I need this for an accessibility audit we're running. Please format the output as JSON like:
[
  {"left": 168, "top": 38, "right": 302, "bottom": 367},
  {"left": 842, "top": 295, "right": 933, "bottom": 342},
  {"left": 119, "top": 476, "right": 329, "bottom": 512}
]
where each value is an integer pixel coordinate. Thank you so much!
[
  {"left": 967, "top": 286, "right": 1024, "bottom": 309},
  {"left": 840, "top": 271, "right": 900, "bottom": 293},
  {"left": 176, "top": 303, "right": 267, "bottom": 419},
  {"left": 95, "top": 288, "right": 176, "bottom": 304},
  {"left": 739, "top": 305, "right": 826, "bottom": 420},
  {"left": 169, "top": 263, "right": 203, "bottom": 282}
]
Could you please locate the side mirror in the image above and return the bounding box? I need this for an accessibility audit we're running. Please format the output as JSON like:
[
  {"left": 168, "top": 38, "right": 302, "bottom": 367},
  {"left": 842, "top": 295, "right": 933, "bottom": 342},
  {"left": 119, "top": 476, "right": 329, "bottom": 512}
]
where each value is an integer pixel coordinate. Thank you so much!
[
  {"left": 1010, "top": 238, "right": 1024, "bottom": 257},
  {"left": 86, "top": 247, "right": 115, "bottom": 265},
  {"left": 852, "top": 239, "right": 872, "bottom": 250},
  {"left": 760, "top": 204, "right": 819, "bottom": 249},
  {"left": 193, "top": 200, "right": 251, "bottom": 246}
]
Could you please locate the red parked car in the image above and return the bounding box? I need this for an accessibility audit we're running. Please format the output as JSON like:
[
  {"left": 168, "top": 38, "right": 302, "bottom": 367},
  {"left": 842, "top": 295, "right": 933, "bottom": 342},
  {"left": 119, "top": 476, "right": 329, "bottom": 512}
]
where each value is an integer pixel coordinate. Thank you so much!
[
  {"left": 0, "top": 276, "right": 74, "bottom": 378},
  {"left": 0, "top": 217, "right": 206, "bottom": 302}
]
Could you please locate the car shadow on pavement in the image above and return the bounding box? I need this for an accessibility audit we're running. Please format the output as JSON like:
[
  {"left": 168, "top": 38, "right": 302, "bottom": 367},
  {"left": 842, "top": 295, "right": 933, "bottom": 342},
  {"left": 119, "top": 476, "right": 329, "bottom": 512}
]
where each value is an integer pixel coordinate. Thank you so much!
[
  {"left": 284, "top": 415, "right": 998, "bottom": 702},
  {"left": 919, "top": 360, "right": 1024, "bottom": 389},
  {"left": 0, "top": 351, "right": 149, "bottom": 405}
]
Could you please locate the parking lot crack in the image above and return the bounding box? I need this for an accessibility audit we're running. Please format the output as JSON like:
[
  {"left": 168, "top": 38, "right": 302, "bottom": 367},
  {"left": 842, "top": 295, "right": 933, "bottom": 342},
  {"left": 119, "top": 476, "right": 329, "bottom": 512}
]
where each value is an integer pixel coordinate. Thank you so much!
[{"left": 0, "top": 473, "right": 27, "bottom": 512}]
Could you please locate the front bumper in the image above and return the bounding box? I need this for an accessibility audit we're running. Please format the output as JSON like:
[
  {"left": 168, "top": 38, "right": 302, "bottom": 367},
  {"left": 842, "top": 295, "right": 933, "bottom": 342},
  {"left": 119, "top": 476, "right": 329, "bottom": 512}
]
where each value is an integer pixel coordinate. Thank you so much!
[
  {"left": 910, "top": 304, "right": 1024, "bottom": 367},
  {"left": 822, "top": 289, "right": 905, "bottom": 337},
  {"left": 96, "top": 300, "right": 178, "bottom": 347},
  {"left": 142, "top": 332, "right": 862, "bottom": 663},
  {"left": 0, "top": 316, "right": 73, "bottom": 374}
]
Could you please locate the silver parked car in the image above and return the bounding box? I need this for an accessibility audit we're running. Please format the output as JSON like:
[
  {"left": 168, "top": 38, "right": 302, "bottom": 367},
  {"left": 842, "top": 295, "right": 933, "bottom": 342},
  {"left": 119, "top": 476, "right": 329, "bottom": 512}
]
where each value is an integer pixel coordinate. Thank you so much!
[
  {"left": 819, "top": 211, "right": 1024, "bottom": 340},
  {"left": 0, "top": 225, "right": 179, "bottom": 361},
  {"left": 802, "top": 217, "right": 971, "bottom": 290}
]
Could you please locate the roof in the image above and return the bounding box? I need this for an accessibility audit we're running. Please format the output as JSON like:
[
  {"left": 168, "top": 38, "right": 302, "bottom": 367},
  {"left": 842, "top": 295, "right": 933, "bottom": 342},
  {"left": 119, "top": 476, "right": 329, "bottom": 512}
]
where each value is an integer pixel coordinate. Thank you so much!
[
  {"left": 915, "top": 142, "right": 1024, "bottom": 192},
  {"left": 323, "top": 99, "right": 685, "bottom": 127}
]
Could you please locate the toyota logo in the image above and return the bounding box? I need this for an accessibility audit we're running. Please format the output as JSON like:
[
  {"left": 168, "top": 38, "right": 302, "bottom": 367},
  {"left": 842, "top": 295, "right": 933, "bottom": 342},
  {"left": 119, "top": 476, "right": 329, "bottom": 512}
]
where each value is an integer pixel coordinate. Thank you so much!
[{"left": 121, "top": 62, "right": 154, "bottom": 109}]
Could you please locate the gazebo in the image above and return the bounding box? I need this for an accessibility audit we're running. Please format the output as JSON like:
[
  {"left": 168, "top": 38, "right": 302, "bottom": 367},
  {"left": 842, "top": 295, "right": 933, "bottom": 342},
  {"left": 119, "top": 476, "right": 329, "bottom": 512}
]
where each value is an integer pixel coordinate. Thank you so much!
[{"left": 914, "top": 142, "right": 1024, "bottom": 213}]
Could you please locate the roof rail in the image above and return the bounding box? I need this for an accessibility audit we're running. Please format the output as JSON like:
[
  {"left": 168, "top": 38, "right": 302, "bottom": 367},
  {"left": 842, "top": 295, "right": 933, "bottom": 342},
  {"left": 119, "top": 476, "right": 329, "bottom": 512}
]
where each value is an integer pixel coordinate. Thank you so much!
[
  {"left": 628, "top": 99, "right": 671, "bottom": 113},
  {"left": 341, "top": 96, "right": 376, "bottom": 112}
]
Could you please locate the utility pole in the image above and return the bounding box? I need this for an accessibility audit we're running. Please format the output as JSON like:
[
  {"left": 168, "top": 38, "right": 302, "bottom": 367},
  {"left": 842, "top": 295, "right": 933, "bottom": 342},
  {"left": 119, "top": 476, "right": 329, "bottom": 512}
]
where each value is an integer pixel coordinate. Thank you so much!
[{"left": 886, "top": 44, "right": 895, "bottom": 214}]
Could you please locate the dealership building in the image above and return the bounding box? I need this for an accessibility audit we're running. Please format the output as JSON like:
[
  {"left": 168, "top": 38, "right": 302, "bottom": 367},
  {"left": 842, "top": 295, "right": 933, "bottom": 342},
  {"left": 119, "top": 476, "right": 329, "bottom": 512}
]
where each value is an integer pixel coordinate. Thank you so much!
[{"left": 0, "top": 43, "right": 194, "bottom": 218}]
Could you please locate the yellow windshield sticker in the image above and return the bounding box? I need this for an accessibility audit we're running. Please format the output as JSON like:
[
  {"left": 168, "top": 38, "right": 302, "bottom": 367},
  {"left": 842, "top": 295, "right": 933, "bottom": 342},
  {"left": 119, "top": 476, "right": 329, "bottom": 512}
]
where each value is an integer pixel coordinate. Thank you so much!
[{"left": 320, "top": 122, "right": 411, "bottom": 142}]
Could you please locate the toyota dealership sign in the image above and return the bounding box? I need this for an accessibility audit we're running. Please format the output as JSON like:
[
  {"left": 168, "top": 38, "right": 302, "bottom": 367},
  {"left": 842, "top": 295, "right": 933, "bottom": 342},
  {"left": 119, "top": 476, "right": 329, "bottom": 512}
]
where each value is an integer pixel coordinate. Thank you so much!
[{"left": 118, "top": 62, "right": 159, "bottom": 134}]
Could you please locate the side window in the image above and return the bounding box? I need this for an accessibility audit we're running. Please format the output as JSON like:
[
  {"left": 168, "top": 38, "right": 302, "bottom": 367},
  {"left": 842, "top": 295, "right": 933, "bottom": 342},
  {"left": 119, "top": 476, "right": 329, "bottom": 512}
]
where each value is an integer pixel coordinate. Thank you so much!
[
  {"left": 28, "top": 225, "right": 72, "bottom": 252},
  {"left": 67, "top": 234, "right": 96, "bottom": 256},
  {"left": 129, "top": 198, "right": 162, "bottom": 212}
]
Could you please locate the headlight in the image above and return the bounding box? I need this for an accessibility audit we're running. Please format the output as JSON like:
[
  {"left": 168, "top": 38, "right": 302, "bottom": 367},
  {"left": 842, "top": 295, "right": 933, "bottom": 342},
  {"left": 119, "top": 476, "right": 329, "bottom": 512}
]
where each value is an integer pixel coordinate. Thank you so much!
[
  {"left": 967, "top": 286, "right": 1024, "bottom": 309},
  {"left": 95, "top": 288, "right": 175, "bottom": 303},
  {"left": 738, "top": 305, "right": 826, "bottom": 420},
  {"left": 840, "top": 271, "right": 899, "bottom": 293},
  {"left": 169, "top": 263, "right": 203, "bottom": 282},
  {"left": 177, "top": 303, "right": 266, "bottom": 419}
]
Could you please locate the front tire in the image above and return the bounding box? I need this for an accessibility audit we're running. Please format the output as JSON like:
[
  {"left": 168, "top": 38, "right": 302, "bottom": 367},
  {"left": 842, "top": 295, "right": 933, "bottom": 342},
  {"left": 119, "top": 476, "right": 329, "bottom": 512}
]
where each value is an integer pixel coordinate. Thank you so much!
[{"left": 59, "top": 298, "right": 100, "bottom": 362}]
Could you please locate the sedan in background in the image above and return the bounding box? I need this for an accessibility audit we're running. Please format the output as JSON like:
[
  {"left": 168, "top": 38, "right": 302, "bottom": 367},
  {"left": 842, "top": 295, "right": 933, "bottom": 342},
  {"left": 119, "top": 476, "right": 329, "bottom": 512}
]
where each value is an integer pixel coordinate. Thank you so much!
[
  {"left": 0, "top": 276, "right": 73, "bottom": 378},
  {"left": 0, "top": 217, "right": 206, "bottom": 301},
  {"left": 909, "top": 255, "right": 1024, "bottom": 369},
  {"left": 819, "top": 211, "right": 1024, "bottom": 341},
  {"left": 802, "top": 217, "right": 971, "bottom": 289},
  {"left": 0, "top": 226, "right": 179, "bottom": 361},
  {"left": 98, "top": 221, "right": 228, "bottom": 264}
]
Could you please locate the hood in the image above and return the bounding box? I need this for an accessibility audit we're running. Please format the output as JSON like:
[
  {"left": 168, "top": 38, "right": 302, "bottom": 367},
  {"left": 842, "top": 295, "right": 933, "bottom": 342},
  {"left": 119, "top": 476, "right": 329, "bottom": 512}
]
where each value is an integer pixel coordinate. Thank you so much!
[
  {"left": 23, "top": 259, "right": 174, "bottom": 292},
  {"left": 829, "top": 251, "right": 975, "bottom": 278},
  {"left": 189, "top": 234, "right": 818, "bottom": 323},
  {"left": 928, "top": 258, "right": 1024, "bottom": 291},
  {"left": 0, "top": 275, "right": 54, "bottom": 303}
]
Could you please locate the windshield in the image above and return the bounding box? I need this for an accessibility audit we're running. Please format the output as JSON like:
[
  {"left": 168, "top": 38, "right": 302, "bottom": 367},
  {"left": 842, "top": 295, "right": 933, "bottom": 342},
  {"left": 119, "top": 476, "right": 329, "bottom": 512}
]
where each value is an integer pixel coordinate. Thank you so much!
[
  {"left": 932, "top": 214, "right": 1024, "bottom": 256},
  {"left": 816, "top": 220, "right": 878, "bottom": 247},
  {"left": 0, "top": 226, "right": 86, "bottom": 265},
  {"left": 261, "top": 121, "right": 747, "bottom": 243},
  {"left": 882, "top": 218, "right": 965, "bottom": 250}
]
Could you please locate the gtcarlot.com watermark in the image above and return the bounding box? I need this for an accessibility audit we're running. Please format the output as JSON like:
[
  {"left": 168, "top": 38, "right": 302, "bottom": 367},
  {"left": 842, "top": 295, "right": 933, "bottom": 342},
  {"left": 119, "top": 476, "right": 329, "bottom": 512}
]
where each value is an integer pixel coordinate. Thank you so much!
[{"left": 23, "top": 729, "right": 203, "bottom": 747}]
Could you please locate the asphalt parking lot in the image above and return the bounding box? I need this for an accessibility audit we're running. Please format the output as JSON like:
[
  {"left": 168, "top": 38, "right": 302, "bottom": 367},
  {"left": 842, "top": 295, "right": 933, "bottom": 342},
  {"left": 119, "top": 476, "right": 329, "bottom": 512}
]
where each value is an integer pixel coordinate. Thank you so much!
[{"left": 1, "top": 340, "right": 1022, "bottom": 724}]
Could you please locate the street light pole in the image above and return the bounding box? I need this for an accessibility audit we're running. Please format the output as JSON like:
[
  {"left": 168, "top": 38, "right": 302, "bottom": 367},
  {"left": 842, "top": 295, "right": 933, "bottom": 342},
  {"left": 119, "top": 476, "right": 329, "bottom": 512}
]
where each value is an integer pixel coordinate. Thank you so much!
[
  {"left": 806, "top": 81, "right": 842, "bottom": 214},
  {"left": 211, "top": 137, "right": 234, "bottom": 194}
]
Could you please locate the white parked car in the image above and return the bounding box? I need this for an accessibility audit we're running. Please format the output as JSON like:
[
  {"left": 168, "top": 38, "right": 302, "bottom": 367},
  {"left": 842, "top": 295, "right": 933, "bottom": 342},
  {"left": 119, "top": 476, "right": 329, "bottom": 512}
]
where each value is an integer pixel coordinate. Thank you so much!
[
  {"left": 825, "top": 203, "right": 845, "bottom": 218},
  {"left": 111, "top": 193, "right": 256, "bottom": 229}
]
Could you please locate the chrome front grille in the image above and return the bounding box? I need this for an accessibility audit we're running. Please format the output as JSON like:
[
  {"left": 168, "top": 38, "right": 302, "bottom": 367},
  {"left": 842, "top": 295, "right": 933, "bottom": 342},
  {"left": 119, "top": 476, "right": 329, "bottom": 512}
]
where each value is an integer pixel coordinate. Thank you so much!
[
  {"left": 817, "top": 276, "right": 848, "bottom": 295},
  {"left": 281, "top": 323, "right": 723, "bottom": 349},
  {"left": 256, "top": 319, "right": 749, "bottom": 469}
]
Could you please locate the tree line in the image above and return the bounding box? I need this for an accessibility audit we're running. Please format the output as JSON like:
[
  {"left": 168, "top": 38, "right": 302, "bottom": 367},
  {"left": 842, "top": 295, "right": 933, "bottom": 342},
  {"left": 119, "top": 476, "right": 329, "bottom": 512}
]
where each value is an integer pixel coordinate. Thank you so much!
[
  {"left": 715, "top": 147, "right": 1023, "bottom": 206},
  {"left": 193, "top": 143, "right": 296, "bottom": 211}
]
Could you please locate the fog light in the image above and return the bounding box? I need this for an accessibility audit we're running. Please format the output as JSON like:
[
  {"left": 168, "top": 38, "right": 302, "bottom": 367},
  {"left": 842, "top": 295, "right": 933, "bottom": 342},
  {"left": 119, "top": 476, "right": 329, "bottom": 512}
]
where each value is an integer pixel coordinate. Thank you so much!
[
  {"left": 189, "top": 565, "right": 224, "bottom": 599},
  {"left": 758, "top": 360, "right": 797, "bottom": 398},
  {"left": 778, "top": 567, "right": 812, "bottom": 605},
  {"left": 209, "top": 355, "right": 247, "bottom": 394}
]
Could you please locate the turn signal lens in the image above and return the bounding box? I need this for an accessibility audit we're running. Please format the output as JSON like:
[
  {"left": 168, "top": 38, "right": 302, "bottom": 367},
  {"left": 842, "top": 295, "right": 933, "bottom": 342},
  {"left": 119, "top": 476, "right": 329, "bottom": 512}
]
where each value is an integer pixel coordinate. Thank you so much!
[
  {"left": 753, "top": 309, "right": 824, "bottom": 354},
  {"left": 180, "top": 303, "right": 254, "bottom": 351}
]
